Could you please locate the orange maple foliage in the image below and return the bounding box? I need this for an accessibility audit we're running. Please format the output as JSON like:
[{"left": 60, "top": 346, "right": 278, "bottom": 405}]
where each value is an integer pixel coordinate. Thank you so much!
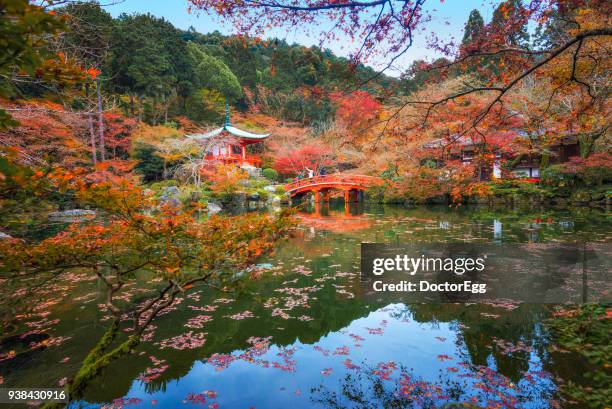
[
  {"left": 0, "top": 99, "right": 89, "bottom": 167},
  {"left": 332, "top": 90, "right": 381, "bottom": 136},
  {"left": 200, "top": 163, "right": 249, "bottom": 194}
]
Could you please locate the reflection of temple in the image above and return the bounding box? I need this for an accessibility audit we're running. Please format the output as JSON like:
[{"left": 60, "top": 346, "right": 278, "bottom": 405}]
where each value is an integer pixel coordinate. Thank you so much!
[{"left": 188, "top": 101, "right": 270, "bottom": 167}]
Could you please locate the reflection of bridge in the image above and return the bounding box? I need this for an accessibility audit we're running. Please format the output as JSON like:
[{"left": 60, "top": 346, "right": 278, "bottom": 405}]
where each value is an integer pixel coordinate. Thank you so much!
[
  {"left": 284, "top": 174, "right": 383, "bottom": 203},
  {"left": 299, "top": 213, "right": 373, "bottom": 233}
]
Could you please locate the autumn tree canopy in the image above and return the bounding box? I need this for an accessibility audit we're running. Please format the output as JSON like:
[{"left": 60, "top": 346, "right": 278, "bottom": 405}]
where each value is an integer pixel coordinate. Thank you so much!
[{"left": 189, "top": 0, "right": 610, "bottom": 143}]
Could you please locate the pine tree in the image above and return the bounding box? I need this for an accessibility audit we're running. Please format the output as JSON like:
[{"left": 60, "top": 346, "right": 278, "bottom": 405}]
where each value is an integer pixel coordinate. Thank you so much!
[
  {"left": 462, "top": 9, "right": 485, "bottom": 47},
  {"left": 490, "top": 0, "right": 530, "bottom": 48}
]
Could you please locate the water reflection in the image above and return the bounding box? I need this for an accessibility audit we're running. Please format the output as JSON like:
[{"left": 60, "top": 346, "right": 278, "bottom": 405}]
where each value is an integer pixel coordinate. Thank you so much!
[
  {"left": 1, "top": 205, "right": 609, "bottom": 409},
  {"left": 298, "top": 200, "right": 372, "bottom": 234}
]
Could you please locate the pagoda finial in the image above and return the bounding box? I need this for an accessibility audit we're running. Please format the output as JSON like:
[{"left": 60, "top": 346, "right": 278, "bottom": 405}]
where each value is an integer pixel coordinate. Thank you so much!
[{"left": 224, "top": 97, "right": 231, "bottom": 128}]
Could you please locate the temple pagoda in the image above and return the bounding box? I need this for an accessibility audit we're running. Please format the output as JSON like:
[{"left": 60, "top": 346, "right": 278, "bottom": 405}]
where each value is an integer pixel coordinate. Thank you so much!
[{"left": 188, "top": 101, "right": 271, "bottom": 167}]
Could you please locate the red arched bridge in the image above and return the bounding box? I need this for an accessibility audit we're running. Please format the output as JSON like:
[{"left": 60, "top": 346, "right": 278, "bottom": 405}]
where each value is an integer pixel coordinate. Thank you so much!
[{"left": 284, "top": 174, "right": 383, "bottom": 203}]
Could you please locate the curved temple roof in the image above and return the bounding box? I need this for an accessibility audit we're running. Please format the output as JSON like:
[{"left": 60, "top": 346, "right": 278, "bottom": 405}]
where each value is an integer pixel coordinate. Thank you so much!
[
  {"left": 189, "top": 126, "right": 271, "bottom": 141},
  {"left": 187, "top": 100, "right": 271, "bottom": 142}
]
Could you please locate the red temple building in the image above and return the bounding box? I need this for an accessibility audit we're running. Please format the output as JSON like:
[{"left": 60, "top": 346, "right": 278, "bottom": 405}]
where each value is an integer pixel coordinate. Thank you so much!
[{"left": 188, "top": 102, "right": 271, "bottom": 168}]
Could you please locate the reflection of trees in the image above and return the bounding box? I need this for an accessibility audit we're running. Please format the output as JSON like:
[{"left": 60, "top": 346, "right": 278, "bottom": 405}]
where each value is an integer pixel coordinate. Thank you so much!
[
  {"left": 82, "top": 274, "right": 383, "bottom": 402},
  {"left": 403, "top": 304, "right": 570, "bottom": 386},
  {"left": 311, "top": 366, "right": 467, "bottom": 409},
  {"left": 6, "top": 204, "right": 609, "bottom": 404},
  {"left": 310, "top": 360, "right": 555, "bottom": 409},
  {"left": 465, "top": 206, "right": 610, "bottom": 243},
  {"left": 73, "top": 206, "right": 612, "bottom": 402}
]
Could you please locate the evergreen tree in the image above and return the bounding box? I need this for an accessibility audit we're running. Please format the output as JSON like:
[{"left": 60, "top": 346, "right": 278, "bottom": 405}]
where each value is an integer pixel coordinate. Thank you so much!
[
  {"left": 533, "top": 2, "right": 579, "bottom": 49},
  {"left": 58, "top": 1, "right": 113, "bottom": 69},
  {"left": 461, "top": 9, "right": 485, "bottom": 48},
  {"left": 107, "top": 13, "right": 196, "bottom": 122},
  {"left": 490, "top": 0, "right": 530, "bottom": 48},
  {"left": 186, "top": 42, "right": 242, "bottom": 99}
]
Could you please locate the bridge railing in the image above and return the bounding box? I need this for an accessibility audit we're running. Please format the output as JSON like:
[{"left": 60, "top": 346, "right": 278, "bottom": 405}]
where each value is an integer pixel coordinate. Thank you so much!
[{"left": 284, "top": 174, "right": 383, "bottom": 192}]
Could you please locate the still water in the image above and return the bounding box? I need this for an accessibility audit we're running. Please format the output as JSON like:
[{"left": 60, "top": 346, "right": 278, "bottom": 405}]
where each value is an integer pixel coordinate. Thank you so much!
[{"left": 1, "top": 203, "right": 610, "bottom": 408}]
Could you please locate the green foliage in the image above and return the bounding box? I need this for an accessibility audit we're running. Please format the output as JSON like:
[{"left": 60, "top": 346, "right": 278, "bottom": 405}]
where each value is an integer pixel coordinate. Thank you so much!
[
  {"left": 148, "top": 179, "right": 178, "bottom": 193},
  {"left": 401, "top": 57, "right": 454, "bottom": 95},
  {"left": 187, "top": 33, "right": 394, "bottom": 123},
  {"left": 365, "top": 186, "right": 387, "bottom": 203},
  {"left": 109, "top": 13, "right": 194, "bottom": 98},
  {"left": 0, "top": 109, "right": 18, "bottom": 130},
  {"left": 57, "top": 1, "right": 113, "bottom": 69},
  {"left": 0, "top": 154, "right": 78, "bottom": 219},
  {"left": 132, "top": 143, "right": 166, "bottom": 182},
  {"left": 580, "top": 164, "right": 612, "bottom": 187},
  {"left": 183, "top": 88, "right": 225, "bottom": 122},
  {"left": 0, "top": 1, "right": 65, "bottom": 128},
  {"left": 489, "top": 179, "right": 548, "bottom": 197},
  {"left": 255, "top": 188, "right": 269, "bottom": 201},
  {"left": 186, "top": 42, "right": 242, "bottom": 99},
  {"left": 540, "top": 165, "right": 578, "bottom": 196},
  {"left": 262, "top": 168, "right": 278, "bottom": 182},
  {"left": 0, "top": 2, "right": 63, "bottom": 74},
  {"left": 247, "top": 177, "right": 270, "bottom": 189},
  {"left": 380, "top": 164, "right": 401, "bottom": 181},
  {"left": 462, "top": 9, "right": 485, "bottom": 47},
  {"left": 51, "top": 6, "right": 396, "bottom": 126},
  {"left": 162, "top": 184, "right": 214, "bottom": 206},
  {"left": 491, "top": 0, "right": 530, "bottom": 48},
  {"left": 546, "top": 305, "right": 612, "bottom": 408}
]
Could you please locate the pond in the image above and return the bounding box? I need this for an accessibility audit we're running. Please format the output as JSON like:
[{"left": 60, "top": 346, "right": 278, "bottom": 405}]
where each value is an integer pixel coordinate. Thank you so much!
[{"left": 1, "top": 203, "right": 610, "bottom": 409}]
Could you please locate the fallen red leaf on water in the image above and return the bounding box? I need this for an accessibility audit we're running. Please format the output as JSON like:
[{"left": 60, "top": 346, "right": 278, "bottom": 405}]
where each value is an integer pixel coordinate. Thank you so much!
[
  {"left": 343, "top": 359, "right": 360, "bottom": 370},
  {"left": 184, "top": 393, "right": 206, "bottom": 405},
  {"left": 447, "top": 367, "right": 459, "bottom": 372},
  {"left": 333, "top": 345, "right": 350, "bottom": 356}
]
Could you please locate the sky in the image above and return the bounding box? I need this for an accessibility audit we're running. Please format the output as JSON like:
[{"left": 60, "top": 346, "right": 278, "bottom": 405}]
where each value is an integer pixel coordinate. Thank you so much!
[{"left": 101, "top": 0, "right": 500, "bottom": 75}]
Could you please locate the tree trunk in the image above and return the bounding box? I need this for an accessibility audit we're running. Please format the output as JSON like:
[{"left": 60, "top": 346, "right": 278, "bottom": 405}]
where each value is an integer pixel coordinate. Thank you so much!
[
  {"left": 97, "top": 78, "right": 105, "bottom": 162},
  {"left": 540, "top": 152, "right": 550, "bottom": 169},
  {"left": 138, "top": 96, "right": 143, "bottom": 123},
  {"left": 129, "top": 94, "right": 135, "bottom": 117},
  {"left": 41, "top": 320, "right": 139, "bottom": 409},
  {"left": 152, "top": 96, "right": 158, "bottom": 126},
  {"left": 578, "top": 133, "right": 597, "bottom": 159},
  {"left": 88, "top": 113, "right": 97, "bottom": 165},
  {"left": 164, "top": 94, "right": 169, "bottom": 124},
  {"left": 85, "top": 83, "right": 97, "bottom": 165}
]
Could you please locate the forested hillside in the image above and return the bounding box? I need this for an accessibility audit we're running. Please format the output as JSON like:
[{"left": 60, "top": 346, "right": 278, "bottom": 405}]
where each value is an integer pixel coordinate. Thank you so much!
[{"left": 7, "top": 1, "right": 395, "bottom": 129}]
